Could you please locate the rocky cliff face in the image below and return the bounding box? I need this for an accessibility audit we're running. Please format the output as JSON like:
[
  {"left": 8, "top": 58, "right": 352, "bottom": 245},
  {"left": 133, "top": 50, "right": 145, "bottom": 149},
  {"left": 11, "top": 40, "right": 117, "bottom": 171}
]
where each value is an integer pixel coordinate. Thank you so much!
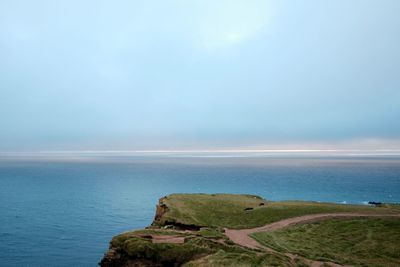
[
  {"left": 152, "top": 197, "right": 169, "bottom": 225},
  {"left": 100, "top": 248, "right": 162, "bottom": 267},
  {"left": 99, "top": 197, "right": 170, "bottom": 267}
]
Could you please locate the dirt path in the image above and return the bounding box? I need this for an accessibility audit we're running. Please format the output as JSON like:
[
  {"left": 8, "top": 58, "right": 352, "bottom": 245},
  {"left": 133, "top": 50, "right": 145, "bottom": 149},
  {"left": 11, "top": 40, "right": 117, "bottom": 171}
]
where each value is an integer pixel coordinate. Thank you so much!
[
  {"left": 136, "top": 234, "right": 185, "bottom": 244},
  {"left": 151, "top": 235, "right": 185, "bottom": 244},
  {"left": 224, "top": 213, "right": 400, "bottom": 267},
  {"left": 225, "top": 213, "right": 400, "bottom": 249}
]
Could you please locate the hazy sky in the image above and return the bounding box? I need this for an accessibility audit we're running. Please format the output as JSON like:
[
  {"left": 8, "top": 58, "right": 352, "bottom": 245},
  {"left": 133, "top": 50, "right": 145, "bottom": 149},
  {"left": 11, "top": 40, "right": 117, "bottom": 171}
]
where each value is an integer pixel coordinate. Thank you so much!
[{"left": 1, "top": 0, "right": 400, "bottom": 151}]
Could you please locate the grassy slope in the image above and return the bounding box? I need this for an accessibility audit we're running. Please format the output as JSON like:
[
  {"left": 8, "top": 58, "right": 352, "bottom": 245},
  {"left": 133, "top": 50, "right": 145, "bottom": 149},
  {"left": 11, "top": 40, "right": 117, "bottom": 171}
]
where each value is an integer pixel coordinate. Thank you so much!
[
  {"left": 251, "top": 218, "right": 400, "bottom": 267},
  {"left": 110, "top": 228, "right": 296, "bottom": 267},
  {"left": 183, "top": 250, "right": 302, "bottom": 267},
  {"left": 157, "top": 193, "right": 398, "bottom": 229},
  {"left": 105, "top": 194, "right": 400, "bottom": 266}
]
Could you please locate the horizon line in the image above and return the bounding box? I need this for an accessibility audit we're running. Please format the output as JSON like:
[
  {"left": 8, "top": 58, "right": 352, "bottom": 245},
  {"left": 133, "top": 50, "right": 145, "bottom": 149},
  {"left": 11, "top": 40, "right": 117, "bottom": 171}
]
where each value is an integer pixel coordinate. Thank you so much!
[{"left": 1, "top": 149, "right": 400, "bottom": 154}]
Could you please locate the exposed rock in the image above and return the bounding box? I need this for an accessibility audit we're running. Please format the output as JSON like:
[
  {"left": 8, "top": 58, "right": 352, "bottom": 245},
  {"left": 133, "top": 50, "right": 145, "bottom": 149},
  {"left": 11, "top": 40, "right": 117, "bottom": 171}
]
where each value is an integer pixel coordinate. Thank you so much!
[
  {"left": 163, "top": 221, "right": 201, "bottom": 231},
  {"left": 153, "top": 197, "right": 169, "bottom": 222},
  {"left": 99, "top": 248, "right": 162, "bottom": 267}
]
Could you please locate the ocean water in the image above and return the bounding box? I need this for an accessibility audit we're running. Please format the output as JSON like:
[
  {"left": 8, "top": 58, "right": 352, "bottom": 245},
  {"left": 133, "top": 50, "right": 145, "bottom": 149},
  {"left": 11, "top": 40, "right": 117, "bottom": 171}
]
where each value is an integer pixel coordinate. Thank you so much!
[{"left": 0, "top": 155, "right": 399, "bottom": 266}]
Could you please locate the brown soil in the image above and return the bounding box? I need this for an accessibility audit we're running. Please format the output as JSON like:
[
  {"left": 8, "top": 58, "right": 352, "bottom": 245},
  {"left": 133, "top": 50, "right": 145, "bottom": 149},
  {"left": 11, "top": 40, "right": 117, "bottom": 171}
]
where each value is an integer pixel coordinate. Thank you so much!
[
  {"left": 153, "top": 197, "right": 169, "bottom": 222},
  {"left": 136, "top": 234, "right": 185, "bottom": 244},
  {"left": 151, "top": 235, "right": 185, "bottom": 244}
]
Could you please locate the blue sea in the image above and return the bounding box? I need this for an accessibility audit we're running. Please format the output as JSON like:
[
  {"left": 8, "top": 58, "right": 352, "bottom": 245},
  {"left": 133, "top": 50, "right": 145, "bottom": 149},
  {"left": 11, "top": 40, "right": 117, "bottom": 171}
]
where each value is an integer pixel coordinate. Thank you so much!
[{"left": 0, "top": 153, "right": 400, "bottom": 266}]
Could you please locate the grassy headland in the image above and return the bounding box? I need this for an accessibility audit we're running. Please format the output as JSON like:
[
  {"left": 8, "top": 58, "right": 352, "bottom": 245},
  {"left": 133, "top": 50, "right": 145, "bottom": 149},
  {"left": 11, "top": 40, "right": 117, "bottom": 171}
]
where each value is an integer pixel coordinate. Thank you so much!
[
  {"left": 153, "top": 193, "right": 398, "bottom": 229},
  {"left": 100, "top": 194, "right": 400, "bottom": 267}
]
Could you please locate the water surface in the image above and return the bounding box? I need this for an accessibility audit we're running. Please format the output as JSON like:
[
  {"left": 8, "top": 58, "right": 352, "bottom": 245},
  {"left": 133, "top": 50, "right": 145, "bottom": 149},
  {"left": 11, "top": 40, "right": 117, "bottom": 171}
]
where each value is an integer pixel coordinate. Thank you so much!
[{"left": 0, "top": 155, "right": 399, "bottom": 266}]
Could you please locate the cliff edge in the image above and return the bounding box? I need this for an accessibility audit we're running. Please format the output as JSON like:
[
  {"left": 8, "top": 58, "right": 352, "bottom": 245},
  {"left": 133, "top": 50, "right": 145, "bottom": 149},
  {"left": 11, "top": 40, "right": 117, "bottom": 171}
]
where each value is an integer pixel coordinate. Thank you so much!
[{"left": 100, "top": 194, "right": 400, "bottom": 267}]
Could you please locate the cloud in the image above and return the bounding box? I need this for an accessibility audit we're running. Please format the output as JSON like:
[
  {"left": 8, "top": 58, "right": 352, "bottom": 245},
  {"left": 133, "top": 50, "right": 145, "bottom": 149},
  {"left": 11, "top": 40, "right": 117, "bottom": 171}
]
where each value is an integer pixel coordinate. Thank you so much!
[
  {"left": 1, "top": 0, "right": 400, "bottom": 151},
  {"left": 195, "top": 0, "right": 271, "bottom": 49}
]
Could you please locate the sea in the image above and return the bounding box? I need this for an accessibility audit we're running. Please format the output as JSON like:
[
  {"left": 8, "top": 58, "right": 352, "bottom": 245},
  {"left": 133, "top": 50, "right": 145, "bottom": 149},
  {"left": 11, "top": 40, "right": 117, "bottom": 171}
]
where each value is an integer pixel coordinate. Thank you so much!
[{"left": 0, "top": 152, "right": 399, "bottom": 266}]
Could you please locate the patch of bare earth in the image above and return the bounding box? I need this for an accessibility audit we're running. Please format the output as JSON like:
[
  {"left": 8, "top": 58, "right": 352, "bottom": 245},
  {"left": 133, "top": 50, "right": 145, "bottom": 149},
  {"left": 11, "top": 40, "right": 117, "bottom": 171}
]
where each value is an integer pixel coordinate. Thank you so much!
[
  {"left": 137, "top": 234, "right": 185, "bottom": 244},
  {"left": 152, "top": 235, "right": 185, "bottom": 244}
]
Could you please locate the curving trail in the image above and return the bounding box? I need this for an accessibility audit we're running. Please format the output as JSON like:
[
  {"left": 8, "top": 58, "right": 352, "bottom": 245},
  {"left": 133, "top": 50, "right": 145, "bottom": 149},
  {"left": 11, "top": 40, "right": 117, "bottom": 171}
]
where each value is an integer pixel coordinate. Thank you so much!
[{"left": 224, "top": 213, "right": 400, "bottom": 267}]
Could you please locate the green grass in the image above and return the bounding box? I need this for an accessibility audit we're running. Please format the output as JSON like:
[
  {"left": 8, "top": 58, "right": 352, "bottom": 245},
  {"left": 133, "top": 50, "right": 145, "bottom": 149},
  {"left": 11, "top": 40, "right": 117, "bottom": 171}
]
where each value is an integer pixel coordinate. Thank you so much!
[
  {"left": 381, "top": 203, "right": 400, "bottom": 211},
  {"left": 111, "top": 229, "right": 184, "bottom": 248},
  {"left": 110, "top": 228, "right": 295, "bottom": 266},
  {"left": 183, "top": 250, "right": 297, "bottom": 267},
  {"left": 156, "top": 194, "right": 398, "bottom": 229},
  {"left": 251, "top": 218, "right": 400, "bottom": 267},
  {"left": 111, "top": 230, "right": 216, "bottom": 265},
  {"left": 196, "top": 228, "right": 226, "bottom": 239},
  {"left": 105, "top": 194, "right": 400, "bottom": 266}
]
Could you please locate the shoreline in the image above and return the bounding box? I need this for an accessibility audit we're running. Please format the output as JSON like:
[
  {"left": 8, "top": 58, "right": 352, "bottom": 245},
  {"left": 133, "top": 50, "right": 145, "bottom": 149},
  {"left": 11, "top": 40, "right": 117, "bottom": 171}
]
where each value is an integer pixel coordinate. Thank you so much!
[{"left": 100, "top": 194, "right": 400, "bottom": 267}]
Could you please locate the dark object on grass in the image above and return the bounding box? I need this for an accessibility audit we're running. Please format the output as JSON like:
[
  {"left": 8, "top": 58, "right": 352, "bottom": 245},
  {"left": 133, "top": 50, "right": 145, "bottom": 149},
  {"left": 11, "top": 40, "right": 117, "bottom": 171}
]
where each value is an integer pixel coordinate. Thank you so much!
[
  {"left": 244, "top": 207, "right": 254, "bottom": 211},
  {"left": 259, "top": 203, "right": 265, "bottom": 206},
  {"left": 368, "top": 201, "right": 382, "bottom": 206}
]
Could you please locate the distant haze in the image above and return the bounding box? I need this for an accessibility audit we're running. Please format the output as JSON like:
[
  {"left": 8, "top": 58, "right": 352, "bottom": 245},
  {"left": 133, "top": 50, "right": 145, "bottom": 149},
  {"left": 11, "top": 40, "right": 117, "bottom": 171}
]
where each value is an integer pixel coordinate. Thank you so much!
[{"left": 1, "top": 0, "right": 400, "bottom": 151}]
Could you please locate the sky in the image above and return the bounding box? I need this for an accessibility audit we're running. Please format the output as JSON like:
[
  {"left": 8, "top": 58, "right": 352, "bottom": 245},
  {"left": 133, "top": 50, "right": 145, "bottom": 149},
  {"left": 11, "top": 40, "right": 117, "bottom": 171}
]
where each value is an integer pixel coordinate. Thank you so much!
[{"left": 1, "top": 0, "right": 400, "bottom": 151}]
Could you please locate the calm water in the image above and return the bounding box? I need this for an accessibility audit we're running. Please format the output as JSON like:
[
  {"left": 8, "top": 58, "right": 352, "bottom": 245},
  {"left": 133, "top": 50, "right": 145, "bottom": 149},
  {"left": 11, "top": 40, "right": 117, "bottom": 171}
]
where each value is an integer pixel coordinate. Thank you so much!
[{"left": 0, "top": 155, "right": 399, "bottom": 266}]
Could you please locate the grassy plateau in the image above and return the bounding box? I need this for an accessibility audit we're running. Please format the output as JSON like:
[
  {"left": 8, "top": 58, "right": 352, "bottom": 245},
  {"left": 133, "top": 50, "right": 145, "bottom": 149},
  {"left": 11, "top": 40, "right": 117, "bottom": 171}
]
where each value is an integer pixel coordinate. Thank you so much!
[
  {"left": 100, "top": 194, "right": 400, "bottom": 267},
  {"left": 252, "top": 218, "right": 400, "bottom": 266}
]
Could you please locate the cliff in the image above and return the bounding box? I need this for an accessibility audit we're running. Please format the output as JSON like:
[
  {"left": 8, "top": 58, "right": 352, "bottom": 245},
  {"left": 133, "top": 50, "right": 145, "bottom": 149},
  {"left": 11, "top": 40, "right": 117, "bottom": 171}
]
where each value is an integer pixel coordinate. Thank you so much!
[{"left": 99, "top": 194, "right": 400, "bottom": 267}]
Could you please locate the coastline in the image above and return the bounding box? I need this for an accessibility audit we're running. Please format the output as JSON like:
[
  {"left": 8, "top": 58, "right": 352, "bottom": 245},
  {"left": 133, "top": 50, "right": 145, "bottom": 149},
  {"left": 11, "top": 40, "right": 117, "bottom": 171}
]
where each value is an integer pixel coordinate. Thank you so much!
[{"left": 100, "top": 194, "right": 400, "bottom": 267}]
